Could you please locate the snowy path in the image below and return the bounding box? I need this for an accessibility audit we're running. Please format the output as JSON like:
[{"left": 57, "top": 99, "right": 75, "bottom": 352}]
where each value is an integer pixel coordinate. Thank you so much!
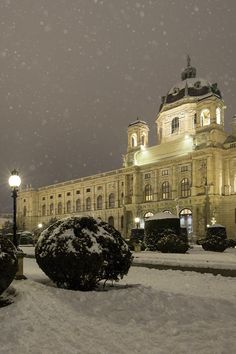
[{"left": 0, "top": 259, "right": 236, "bottom": 354}]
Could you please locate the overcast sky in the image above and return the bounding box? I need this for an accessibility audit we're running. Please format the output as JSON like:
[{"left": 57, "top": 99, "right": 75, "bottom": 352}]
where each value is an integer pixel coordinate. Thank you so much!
[{"left": 0, "top": 0, "right": 236, "bottom": 212}]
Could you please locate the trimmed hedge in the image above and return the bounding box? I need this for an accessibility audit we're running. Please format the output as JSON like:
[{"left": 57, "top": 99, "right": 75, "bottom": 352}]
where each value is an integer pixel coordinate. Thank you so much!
[
  {"left": 156, "top": 229, "right": 189, "bottom": 253},
  {"left": 144, "top": 215, "right": 181, "bottom": 251},
  {"left": 35, "top": 216, "right": 132, "bottom": 291},
  {"left": 201, "top": 225, "right": 228, "bottom": 252},
  {"left": 0, "top": 237, "right": 18, "bottom": 295}
]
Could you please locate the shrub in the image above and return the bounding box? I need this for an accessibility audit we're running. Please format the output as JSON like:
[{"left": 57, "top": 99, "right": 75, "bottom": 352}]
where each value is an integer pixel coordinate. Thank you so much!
[
  {"left": 206, "top": 225, "right": 227, "bottom": 239},
  {"left": 226, "top": 239, "right": 236, "bottom": 248},
  {"left": 201, "top": 224, "right": 228, "bottom": 252},
  {"left": 0, "top": 237, "right": 18, "bottom": 295},
  {"left": 156, "top": 229, "right": 189, "bottom": 253},
  {"left": 35, "top": 216, "right": 132, "bottom": 291},
  {"left": 144, "top": 213, "right": 180, "bottom": 251},
  {"left": 201, "top": 235, "right": 228, "bottom": 252}
]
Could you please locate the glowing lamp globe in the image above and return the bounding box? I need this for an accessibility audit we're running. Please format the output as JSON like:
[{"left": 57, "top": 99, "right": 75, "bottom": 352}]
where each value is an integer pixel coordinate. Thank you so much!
[{"left": 9, "top": 170, "right": 21, "bottom": 188}]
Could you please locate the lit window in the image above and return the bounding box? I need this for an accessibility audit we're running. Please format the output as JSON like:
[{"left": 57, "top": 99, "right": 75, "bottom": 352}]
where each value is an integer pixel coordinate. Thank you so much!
[
  {"left": 162, "top": 181, "right": 170, "bottom": 200},
  {"left": 216, "top": 107, "right": 221, "bottom": 124},
  {"left": 144, "top": 184, "right": 153, "bottom": 201},
  {"left": 141, "top": 134, "right": 146, "bottom": 145},
  {"left": 162, "top": 169, "right": 168, "bottom": 176},
  {"left": 200, "top": 109, "right": 210, "bottom": 126},
  {"left": 181, "top": 178, "right": 191, "bottom": 197},
  {"left": 171, "top": 117, "right": 179, "bottom": 134},
  {"left": 144, "top": 211, "right": 154, "bottom": 219},
  {"left": 131, "top": 133, "right": 137, "bottom": 147}
]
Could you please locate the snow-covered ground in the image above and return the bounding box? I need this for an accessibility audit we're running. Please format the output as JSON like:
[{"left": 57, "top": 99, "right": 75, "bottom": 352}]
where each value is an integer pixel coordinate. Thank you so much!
[
  {"left": 1, "top": 254, "right": 236, "bottom": 354},
  {"left": 22, "top": 244, "right": 236, "bottom": 269}
]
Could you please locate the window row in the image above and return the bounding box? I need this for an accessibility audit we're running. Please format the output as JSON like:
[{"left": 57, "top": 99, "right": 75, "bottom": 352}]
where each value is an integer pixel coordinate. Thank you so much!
[
  {"left": 40, "top": 193, "right": 116, "bottom": 216},
  {"left": 170, "top": 107, "right": 222, "bottom": 135},
  {"left": 144, "top": 178, "right": 191, "bottom": 201}
]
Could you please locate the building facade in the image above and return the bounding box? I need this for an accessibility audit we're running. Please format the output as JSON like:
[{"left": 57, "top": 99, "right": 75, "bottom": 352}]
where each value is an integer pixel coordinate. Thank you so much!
[{"left": 18, "top": 59, "right": 236, "bottom": 240}]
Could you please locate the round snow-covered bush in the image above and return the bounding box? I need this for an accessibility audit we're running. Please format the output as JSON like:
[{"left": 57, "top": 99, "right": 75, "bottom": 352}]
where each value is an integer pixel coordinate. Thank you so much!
[
  {"left": 0, "top": 237, "right": 18, "bottom": 295},
  {"left": 156, "top": 230, "right": 189, "bottom": 253},
  {"left": 35, "top": 216, "right": 132, "bottom": 291}
]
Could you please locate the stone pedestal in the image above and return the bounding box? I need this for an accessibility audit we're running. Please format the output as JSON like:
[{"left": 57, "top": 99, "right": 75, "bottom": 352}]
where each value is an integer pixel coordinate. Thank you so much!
[{"left": 15, "top": 250, "right": 27, "bottom": 280}]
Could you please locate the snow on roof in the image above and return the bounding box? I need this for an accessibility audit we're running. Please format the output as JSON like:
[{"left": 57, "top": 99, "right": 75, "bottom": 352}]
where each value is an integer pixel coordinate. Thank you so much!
[
  {"left": 168, "top": 77, "right": 210, "bottom": 94},
  {"left": 208, "top": 224, "right": 225, "bottom": 228},
  {"left": 146, "top": 212, "right": 179, "bottom": 221}
]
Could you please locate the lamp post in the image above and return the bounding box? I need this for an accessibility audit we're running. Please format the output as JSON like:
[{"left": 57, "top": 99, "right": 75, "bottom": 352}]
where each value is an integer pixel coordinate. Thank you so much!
[
  {"left": 134, "top": 217, "right": 140, "bottom": 229},
  {"left": 8, "top": 169, "right": 21, "bottom": 248}
]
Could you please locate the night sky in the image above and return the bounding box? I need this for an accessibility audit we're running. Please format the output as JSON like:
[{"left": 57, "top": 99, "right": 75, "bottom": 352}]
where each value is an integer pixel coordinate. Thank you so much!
[{"left": 1, "top": 0, "right": 236, "bottom": 212}]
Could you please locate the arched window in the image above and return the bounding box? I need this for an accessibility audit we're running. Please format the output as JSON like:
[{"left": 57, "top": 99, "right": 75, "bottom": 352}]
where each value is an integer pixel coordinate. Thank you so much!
[
  {"left": 162, "top": 181, "right": 170, "bottom": 199},
  {"left": 108, "top": 216, "right": 114, "bottom": 227},
  {"left": 23, "top": 206, "right": 27, "bottom": 217},
  {"left": 97, "top": 195, "right": 103, "bottom": 210},
  {"left": 66, "top": 200, "right": 71, "bottom": 213},
  {"left": 109, "top": 193, "right": 115, "bottom": 208},
  {"left": 200, "top": 109, "right": 210, "bottom": 126},
  {"left": 42, "top": 204, "right": 46, "bottom": 216},
  {"left": 49, "top": 203, "right": 54, "bottom": 215},
  {"left": 179, "top": 208, "right": 192, "bottom": 233},
  {"left": 58, "top": 202, "right": 62, "bottom": 215},
  {"left": 76, "top": 199, "right": 81, "bottom": 212},
  {"left": 163, "top": 210, "right": 172, "bottom": 214},
  {"left": 171, "top": 117, "right": 179, "bottom": 134},
  {"left": 144, "top": 184, "right": 153, "bottom": 201},
  {"left": 131, "top": 133, "right": 137, "bottom": 147},
  {"left": 86, "top": 197, "right": 91, "bottom": 211},
  {"left": 216, "top": 107, "right": 221, "bottom": 124},
  {"left": 141, "top": 133, "right": 146, "bottom": 146},
  {"left": 144, "top": 211, "right": 154, "bottom": 219},
  {"left": 121, "top": 215, "right": 124, "bottom": 229},
  {"left": 181, "top": 178, "right": 191, "bottom": 197}
]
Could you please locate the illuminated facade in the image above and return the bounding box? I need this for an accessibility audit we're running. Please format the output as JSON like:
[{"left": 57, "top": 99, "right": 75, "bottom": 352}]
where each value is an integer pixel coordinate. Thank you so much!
[{"left": 18, "top": 59, "right": 236, "bottom": 240}]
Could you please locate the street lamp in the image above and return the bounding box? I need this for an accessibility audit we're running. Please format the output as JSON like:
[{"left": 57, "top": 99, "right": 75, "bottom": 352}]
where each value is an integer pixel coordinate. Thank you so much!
[
  {"left": 134, "top": 217, "right": 140, "bottom": 229},
  {"left": 8, "top": 169, "right": 21, "bottom": 248}
]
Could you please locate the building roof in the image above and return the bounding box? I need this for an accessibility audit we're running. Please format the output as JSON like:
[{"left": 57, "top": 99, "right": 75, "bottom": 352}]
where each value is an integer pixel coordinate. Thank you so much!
[
  {"left": 134, "top": 135, "right": 194, "bottom": 166},
  {"left": 159, "top": 57, "right": 222, "bottom": 111}
]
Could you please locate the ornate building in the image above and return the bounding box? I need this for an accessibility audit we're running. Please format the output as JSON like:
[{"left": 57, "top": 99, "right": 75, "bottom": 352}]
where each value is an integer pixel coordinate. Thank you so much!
[{"left": 18, "top": 59, "right": 236, "bottom": 240}]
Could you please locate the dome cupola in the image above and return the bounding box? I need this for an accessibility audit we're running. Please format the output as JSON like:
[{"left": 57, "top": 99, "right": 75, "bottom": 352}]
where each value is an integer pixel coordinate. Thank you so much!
[{"left": 181, "top": 55, "right": 196, "bottom": 80}]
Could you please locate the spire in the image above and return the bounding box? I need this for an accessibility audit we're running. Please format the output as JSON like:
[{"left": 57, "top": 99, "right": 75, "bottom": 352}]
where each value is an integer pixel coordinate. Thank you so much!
[
  {"left": 181, "top": 55, "right": 197, "bottom": 81},
  {"left": 187, "top": 54, "right": 191, "bottom": 67}
]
